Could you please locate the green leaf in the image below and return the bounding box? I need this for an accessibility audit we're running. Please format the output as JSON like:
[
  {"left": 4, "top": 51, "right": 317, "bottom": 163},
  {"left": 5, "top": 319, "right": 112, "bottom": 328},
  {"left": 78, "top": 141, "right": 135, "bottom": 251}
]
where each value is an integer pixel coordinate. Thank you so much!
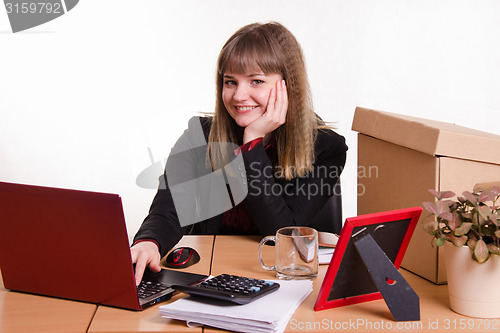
[
  {"left": 490, "top": 213, "right": 499, "bottom": 226},
  {"left": 439, "top": 212, "right": 453, "bottom": 221},
  {"left": 467, "top": 238, "right": 477, "bottom": 251},
  {"left": 422, "top": 202, "right": 437, "bottom": 215},
  {"left": 423, "top": 221, "right": 438, "bottom": 234},
  {"left": 448, "top": 235, "right": 468, "bottom": 247},
  {"left": 454, "top": 222, "right": 472, "bottom": 236},
  {"left": 436, "top": 201, "right": 450, "bottom": 215},
  {"left": 428, "top": 189, "right": 440, "bottom": 199},
  {"left": 436, "top": 238, "right": 445, "bottom": 247},
  {"left": 474, "top": 239, "right": 489, "bottom": 263},
  {"left": 487, "top": 244, "right": 500, "bottom": 255},
  {"left": 448, "top": 211, "right": 460, "bottom": 230},
  {"left": 493, "top": 215, "right": 500, "bottom": 227},
  {"left": 462, "top": 191, "right": 478, "bottom": 205},
  {"left": 479, "top": 191, "right": 496, "bottom": 203},
  {"left": 441, "top": 191, "right": 456, "bottom": 199},
  {"left": 429, "top": 189, "right": 455, "bottom": 200},
  {"left": 477, "top": 205, "right": 494, "bottom": 222}
]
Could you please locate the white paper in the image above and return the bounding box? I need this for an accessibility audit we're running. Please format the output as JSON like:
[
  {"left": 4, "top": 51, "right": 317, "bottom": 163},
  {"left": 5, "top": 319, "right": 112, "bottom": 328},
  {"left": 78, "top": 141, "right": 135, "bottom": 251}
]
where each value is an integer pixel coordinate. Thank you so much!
[
  {"left": 159, "top": 279, "right": 312, "bottom": 333},
  {"left": 319, "top": 246, "right": 335, "bottom": 264}
]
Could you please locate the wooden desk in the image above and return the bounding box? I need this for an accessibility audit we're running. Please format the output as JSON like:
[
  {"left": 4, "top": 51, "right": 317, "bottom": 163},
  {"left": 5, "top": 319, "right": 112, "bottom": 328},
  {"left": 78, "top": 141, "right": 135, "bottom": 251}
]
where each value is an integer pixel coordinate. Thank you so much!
[
  {"left": 0, "top": 270, "right": 97, "bottom": 333},
  {"left": 87, "top": 235, "right": 214, "bottom": 333},
  {"left": 2, "top": 235, "right": 498, "bottom": 333},
  {"left": 206, "top": 235, "right": 494, "bottom": 333}
]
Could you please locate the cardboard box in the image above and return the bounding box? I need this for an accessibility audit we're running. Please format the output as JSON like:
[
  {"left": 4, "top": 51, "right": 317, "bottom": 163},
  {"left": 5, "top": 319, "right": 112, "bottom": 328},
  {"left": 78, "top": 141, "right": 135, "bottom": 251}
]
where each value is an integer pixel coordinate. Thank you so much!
[{"left": 352, "top": 107, "right": 500, "bottom": 284}]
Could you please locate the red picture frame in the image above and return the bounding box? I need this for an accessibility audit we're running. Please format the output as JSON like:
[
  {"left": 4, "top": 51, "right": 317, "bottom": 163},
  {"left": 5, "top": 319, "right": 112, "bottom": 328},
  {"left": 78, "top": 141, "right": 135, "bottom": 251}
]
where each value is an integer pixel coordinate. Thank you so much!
[{"left": 314, "top": 207, "right": 422, "bottom": 311}]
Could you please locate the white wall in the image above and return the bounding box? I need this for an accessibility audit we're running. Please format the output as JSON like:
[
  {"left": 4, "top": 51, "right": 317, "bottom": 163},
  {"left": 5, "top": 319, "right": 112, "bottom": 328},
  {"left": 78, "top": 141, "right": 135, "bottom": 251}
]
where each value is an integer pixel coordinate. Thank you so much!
[{"left": 1, "top": 0, "right": 500, "bottom": 241}]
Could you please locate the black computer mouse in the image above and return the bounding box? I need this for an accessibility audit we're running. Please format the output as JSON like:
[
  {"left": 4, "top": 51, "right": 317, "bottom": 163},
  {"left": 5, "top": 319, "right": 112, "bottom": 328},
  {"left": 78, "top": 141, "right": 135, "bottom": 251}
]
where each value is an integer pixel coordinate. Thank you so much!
[{"left": 165, "top": 247, "right": 200, "bottom": 269}]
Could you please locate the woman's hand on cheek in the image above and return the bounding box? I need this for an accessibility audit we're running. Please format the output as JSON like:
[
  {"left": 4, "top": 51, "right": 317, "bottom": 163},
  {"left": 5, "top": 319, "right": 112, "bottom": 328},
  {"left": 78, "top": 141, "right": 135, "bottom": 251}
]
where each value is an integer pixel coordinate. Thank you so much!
[{"left": 243, "top": 80, "right": 288, "bottom": 145}]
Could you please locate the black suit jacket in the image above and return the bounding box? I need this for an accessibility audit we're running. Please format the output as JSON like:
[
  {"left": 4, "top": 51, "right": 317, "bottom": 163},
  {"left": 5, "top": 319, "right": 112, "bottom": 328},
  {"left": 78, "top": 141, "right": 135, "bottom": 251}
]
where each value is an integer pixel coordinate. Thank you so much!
[{"left": 134, "top": 117, "right": 348, "bottom": 257}]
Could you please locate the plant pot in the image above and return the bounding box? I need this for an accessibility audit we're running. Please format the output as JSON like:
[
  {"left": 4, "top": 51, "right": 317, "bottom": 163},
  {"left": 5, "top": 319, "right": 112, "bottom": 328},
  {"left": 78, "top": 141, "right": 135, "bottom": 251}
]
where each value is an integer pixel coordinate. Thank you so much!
[{"left": 443, "top": 241, "right": 500, "bottom": 318}]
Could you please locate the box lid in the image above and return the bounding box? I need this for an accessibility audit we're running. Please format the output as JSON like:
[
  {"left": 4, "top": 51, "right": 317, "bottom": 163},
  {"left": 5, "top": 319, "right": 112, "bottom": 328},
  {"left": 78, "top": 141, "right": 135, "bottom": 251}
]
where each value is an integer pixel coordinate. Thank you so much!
[{"left": 352, "top": 107, "right": 500, "bottom": 165}]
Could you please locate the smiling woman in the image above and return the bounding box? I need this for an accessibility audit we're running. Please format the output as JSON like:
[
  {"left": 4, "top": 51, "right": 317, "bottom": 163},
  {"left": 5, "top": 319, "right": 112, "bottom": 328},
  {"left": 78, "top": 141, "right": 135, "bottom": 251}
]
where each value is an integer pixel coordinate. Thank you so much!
[
  {"left": 210, "top": 22, "right": 317, "bottom": 179},
  {"left": 130, "top": 22, "right": 348, "bottom": 285}
]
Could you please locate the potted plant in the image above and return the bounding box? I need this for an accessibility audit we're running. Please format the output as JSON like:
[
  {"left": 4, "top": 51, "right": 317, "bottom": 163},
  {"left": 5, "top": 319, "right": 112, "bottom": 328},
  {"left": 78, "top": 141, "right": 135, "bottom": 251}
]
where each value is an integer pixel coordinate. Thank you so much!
[{"left": 422, "top": 185, "right": 500, "bottom": 318}]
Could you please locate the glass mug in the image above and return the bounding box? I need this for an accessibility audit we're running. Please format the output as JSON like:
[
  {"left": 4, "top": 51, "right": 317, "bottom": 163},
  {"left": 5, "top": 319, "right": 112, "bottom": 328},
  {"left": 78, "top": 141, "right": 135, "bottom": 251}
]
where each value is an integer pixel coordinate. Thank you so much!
[{"left": 258, "top": 226, "right": 319, "bottom": 280}]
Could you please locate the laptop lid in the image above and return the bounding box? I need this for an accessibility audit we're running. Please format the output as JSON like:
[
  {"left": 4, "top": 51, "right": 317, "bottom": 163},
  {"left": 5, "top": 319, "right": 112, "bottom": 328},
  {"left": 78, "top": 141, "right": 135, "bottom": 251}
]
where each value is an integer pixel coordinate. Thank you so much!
[{"left": 0, "top": 181, "right": 206, "bottom": 310}]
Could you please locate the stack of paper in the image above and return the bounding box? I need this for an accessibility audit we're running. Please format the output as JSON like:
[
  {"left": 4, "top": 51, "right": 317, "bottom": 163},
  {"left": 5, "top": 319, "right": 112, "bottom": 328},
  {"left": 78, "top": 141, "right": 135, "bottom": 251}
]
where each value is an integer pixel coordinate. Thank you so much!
[
  {"left": 318, "top": 231, "right": 337, "bottom": 265},
  {"left": 159, "top": 279, "right": 312, "bottom": 333},
  {"left": 319, "top": 246, "right": 335, "bottom": 264}
]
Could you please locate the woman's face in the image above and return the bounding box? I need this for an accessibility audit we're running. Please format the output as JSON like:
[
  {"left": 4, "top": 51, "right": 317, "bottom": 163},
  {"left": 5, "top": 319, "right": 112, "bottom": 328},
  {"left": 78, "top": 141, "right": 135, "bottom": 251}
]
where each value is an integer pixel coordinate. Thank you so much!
[{"left": 222, "top": 71, "right": 283, "bottom": 128}]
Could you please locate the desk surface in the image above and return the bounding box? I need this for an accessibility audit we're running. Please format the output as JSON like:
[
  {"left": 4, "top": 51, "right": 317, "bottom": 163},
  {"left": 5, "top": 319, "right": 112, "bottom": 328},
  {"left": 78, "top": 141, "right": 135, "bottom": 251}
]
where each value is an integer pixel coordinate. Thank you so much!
[
  {"left": 2, "top": 235, "right": 497, "bottom": 333},
  {"left": 0, "top": 271, "right": 97, "bottom": 333}
]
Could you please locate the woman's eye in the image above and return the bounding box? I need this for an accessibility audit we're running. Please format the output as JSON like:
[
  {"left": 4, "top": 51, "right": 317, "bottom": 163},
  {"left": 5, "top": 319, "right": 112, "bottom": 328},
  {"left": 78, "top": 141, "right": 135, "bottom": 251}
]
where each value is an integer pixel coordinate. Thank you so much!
[
  {"left": 252, "top": 79, "right": 264, "bottom": 85},
  {"left": 224, "top": 80, "right": 237, "bottom": 86}
]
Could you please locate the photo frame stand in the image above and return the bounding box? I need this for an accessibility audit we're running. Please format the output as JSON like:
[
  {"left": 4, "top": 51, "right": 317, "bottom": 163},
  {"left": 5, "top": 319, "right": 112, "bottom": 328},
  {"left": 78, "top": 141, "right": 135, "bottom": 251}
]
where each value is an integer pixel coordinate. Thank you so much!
[{"left": 353, "top": 230, "right": 420, "bottom": 321}]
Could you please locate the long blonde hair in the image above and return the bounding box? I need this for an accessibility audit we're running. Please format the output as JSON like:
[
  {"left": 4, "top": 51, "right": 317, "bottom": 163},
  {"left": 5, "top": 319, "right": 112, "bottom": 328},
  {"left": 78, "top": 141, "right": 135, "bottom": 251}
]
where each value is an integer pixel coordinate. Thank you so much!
[{"left": 208, "top": 22, "right": 325, "bottom": 180}]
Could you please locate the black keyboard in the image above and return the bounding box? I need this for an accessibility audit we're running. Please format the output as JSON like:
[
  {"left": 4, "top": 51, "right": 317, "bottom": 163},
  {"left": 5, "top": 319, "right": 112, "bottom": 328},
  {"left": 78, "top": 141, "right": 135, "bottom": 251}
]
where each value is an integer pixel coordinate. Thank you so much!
[
  {"left": 172, "top": 274, "right": 280, "bottom": 305},
  {"left": 137, "top": 281, "right": 171, "bottom": 299}
]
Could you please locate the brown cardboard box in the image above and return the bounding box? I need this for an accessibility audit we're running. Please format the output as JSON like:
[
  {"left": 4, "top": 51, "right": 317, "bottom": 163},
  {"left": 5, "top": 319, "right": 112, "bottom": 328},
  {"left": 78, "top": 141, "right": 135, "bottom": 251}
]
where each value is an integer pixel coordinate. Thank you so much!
[{"left": 352, "top": 107, "right": 500, "bottom": 284}]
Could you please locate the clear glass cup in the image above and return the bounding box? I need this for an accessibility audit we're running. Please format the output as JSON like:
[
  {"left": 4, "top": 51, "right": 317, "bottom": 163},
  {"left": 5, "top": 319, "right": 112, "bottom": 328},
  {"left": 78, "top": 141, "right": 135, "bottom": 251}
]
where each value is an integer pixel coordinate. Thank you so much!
[{"left": 258, "top": 226, "right": 318, "bottom": 280}]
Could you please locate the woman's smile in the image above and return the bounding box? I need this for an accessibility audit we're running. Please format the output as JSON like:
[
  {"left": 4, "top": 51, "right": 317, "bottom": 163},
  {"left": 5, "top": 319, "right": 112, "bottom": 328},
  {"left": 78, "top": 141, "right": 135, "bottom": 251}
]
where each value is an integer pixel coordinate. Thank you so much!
[{"left": 235, "top": 105, "right": 259, "bottom": 113}]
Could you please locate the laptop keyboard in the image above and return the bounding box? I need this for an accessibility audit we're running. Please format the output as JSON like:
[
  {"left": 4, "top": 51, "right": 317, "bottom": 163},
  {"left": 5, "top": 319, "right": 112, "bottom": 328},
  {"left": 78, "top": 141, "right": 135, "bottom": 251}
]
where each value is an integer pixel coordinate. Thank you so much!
[{"left": 137, "top": 281, "right": 171, "bottom": 299}]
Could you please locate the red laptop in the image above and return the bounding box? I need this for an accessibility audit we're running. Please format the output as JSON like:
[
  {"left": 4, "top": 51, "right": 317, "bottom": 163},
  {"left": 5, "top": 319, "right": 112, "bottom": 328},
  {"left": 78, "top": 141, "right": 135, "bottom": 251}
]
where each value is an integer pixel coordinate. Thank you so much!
[{"left": 0, "top": 181, "right": 206, "bottom": 310}]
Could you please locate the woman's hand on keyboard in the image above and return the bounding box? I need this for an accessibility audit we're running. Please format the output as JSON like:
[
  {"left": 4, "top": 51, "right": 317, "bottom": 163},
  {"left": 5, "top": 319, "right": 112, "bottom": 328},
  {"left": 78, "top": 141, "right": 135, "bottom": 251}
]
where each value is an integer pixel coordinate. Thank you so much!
[{"left": 130, "top": 241, "right": 161, "bottom": 286}]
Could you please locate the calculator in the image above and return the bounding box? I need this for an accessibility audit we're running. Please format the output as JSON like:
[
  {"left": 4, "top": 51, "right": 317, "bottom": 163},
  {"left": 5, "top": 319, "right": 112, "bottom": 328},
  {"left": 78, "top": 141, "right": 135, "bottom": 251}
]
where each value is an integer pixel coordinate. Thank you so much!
[{"left": 172, "top": 274, "right": 280, "bottom": 305}]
